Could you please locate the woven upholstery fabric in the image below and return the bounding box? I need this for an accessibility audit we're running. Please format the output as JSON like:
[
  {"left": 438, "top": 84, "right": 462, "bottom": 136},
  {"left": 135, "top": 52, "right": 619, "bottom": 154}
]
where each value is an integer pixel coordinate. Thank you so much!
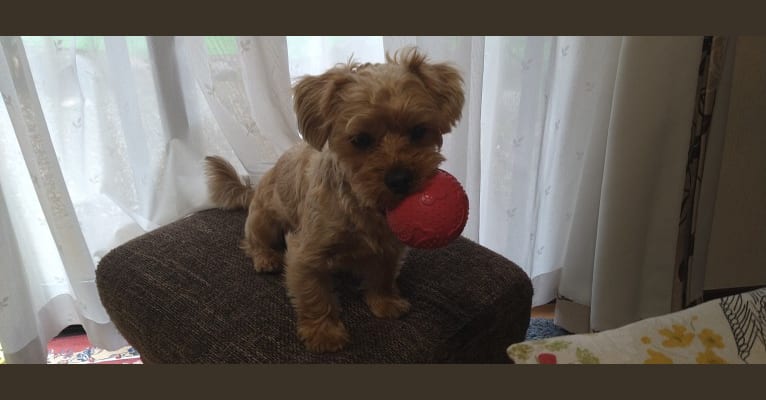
[{"left": 96, "top": 209, "right": 532, "bottom": 363}]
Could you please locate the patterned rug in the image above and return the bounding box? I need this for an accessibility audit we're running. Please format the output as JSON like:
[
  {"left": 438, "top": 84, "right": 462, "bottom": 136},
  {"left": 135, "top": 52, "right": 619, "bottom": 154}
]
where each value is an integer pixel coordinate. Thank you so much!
[
  {"left": 526, "top": 318, "right": 571, "bottom": 341},
  {"left": 47, "top": 334, "right": 142, "bottom": 364}
]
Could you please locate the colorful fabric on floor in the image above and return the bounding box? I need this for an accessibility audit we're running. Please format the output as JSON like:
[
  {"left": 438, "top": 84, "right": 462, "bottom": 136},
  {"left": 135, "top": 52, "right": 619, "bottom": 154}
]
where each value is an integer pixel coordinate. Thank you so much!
[{"left": 47, "top": 334, "right": 142, "bottom": 364}]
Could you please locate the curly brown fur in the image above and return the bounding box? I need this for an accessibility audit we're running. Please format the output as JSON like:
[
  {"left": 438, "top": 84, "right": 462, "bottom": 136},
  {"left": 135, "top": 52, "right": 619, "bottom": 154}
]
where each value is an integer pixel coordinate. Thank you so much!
[
  {"left": 206, "top": 47, "right": 464, "bottom": 352},
  {"left": 204, "top": 156, "right": 254, "bottom": 210}
]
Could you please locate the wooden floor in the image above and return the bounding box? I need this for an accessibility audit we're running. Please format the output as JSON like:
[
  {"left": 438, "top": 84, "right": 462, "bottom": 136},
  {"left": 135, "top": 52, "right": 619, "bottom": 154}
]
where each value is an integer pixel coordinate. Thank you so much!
[{"left": 531, "top": 303, "right": 555, "bottom": 319}]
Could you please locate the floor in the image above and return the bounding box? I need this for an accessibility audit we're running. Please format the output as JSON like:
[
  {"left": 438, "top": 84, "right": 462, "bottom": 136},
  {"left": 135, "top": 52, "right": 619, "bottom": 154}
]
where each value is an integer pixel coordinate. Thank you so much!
[{"left": 531, "top": 303, "right": 555, "bottom": 319}]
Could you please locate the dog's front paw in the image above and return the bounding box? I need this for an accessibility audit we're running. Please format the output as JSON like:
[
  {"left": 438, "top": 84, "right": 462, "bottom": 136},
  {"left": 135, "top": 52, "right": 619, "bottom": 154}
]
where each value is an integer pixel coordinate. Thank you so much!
[
  {"left": 366, "top": 294, "right": 411, "bottom": 319},
  {"left": 297, "top": 318, "right": 349, "bottom": 353}
]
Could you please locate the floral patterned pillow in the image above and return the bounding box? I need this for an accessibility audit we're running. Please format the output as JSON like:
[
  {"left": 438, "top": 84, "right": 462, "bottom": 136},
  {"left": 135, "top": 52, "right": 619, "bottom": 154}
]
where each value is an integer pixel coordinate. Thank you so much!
[{"left": 508, "top": 287, "right": 765, "bottom": 364}]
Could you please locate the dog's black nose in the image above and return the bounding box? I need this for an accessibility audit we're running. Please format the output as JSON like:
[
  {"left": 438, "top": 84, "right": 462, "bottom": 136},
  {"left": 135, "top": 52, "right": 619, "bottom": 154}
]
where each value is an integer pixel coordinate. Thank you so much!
[{"left": 385, "top": 167, "right": 414, "bottom": 194}]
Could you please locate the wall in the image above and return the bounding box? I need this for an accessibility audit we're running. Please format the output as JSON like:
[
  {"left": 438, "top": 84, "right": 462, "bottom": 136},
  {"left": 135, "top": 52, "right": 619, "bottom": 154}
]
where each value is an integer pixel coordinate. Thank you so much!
[{"left": 702, "top": 36, "right": 766, "bottom": 290}]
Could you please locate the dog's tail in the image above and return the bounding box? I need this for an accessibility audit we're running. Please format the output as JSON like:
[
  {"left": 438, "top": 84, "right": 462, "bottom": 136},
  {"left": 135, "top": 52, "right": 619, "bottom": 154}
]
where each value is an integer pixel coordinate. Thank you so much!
[{"left": 204, "top": 156, "right": 254, "bottom": 210}]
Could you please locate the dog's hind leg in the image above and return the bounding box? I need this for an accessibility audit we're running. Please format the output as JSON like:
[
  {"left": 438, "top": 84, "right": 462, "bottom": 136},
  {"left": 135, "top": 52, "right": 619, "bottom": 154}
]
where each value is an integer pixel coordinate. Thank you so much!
[{"left": 240, "top": 205, "right": 286, "bottom": 273}]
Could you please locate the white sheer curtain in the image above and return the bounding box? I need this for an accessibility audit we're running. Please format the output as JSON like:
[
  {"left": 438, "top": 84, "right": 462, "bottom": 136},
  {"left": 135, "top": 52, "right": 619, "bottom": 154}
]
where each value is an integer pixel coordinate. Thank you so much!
[
  {"left": 394, "top": 37, "right": 704, "bottom": 331},
  {"left": 0, "top": 36, "right": 300, "bottom": 363},
  {"left": 0, "top": 36, "right": 705, "bottom": 363},
  {"left": 478, "top": 37, "right": 706, "bottom": 332}
]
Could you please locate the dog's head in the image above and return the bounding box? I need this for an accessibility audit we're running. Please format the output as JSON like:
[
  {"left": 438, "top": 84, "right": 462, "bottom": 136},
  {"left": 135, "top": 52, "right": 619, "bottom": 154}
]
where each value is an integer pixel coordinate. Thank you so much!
[{"left": 293, "top": 47, "right": 465, "bottom": 210}]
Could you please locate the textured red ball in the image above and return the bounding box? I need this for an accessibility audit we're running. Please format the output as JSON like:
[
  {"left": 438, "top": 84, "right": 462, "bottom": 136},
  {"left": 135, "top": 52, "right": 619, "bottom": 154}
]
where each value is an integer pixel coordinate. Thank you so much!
[{"left": 386, "top": 169, "right": 469, "bottom": 249}]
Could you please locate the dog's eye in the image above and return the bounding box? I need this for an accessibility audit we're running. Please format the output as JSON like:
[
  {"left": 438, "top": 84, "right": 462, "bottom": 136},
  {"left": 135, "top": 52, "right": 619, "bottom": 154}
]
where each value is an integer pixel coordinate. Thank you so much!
[
  {"left": 351, "top": 132, "right": 374, "bottom": 150},
  {"left": 410, "top": 125, "right": 428, "bottom": 143}
]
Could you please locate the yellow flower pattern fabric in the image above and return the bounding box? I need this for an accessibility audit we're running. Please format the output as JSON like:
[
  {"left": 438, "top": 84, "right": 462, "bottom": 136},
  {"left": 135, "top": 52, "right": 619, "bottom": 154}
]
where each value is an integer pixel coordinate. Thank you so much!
[
  {"left": 644, "top": 349, "right": 673, "bottom": 364},
  {"left": 507, "top": 287, "right": 766, "bottom": 364},
  {"left": 659, "top": 325, "right": 695, "bottom": 347},
  {"left": 696, "top": 348, "right": 727, "bottom": 364},
  {"left": 640, "top": 320, "right": 728, "bottom": 364},
  {"left": 698, "top": 328, "right": 724, "bottom": 349}
]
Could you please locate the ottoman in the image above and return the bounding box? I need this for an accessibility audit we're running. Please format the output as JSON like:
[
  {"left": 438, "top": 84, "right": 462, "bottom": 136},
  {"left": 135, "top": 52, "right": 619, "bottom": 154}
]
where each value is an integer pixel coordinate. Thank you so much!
[{"left": 96, "top": 209, "right": 533, "bottom": 363}]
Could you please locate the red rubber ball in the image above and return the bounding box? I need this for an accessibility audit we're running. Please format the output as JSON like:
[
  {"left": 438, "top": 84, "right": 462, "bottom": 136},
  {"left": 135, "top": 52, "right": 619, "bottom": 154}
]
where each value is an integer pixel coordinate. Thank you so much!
[{"left": 386, "top": 169, "right": 469, "bottom": 249}]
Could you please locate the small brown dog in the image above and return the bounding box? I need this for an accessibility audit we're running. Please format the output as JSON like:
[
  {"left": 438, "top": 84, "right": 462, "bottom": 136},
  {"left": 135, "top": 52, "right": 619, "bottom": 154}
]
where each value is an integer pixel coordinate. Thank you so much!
[{"left": 205, "top": 48, "right": 464, "bottom": 352}]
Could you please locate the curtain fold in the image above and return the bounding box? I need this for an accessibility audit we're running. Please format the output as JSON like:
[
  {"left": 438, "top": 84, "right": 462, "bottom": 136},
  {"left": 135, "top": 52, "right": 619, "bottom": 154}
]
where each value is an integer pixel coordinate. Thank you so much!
[
  {"left": 586, "top": 37, "right": 704, "bottom": 332},
  {"left": 236, "top": 36, "right": 300, "bottom": 156},
  {"left": 0, "top": 36, "right": 726, "bottom": 362},
  {"left": 0, "top": 36, "right": 120, "bottom": 363},
  {"left": 480, "top": 37, "right": 626, "bottom": 307},
  {"left": 672, "top": 37, "right": 730, "bottom": 310}
]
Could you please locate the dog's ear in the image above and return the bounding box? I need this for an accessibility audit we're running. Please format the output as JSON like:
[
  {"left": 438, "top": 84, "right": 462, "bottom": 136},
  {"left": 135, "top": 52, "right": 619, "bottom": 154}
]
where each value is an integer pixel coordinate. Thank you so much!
[
  {"left": 390, "top": 48, "right": 465, "bottom": 131},
  {"left": 293, "top": 69, "right": 352, "bottom": 150}
]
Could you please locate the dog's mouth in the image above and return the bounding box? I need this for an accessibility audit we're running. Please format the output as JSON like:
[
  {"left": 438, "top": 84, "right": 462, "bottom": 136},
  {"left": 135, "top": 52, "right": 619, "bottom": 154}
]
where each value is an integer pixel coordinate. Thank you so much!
[
  {"left": 384, "top": 194, "right": 409, "bottom": 211},
  {"left": 380, "top": 174, "right": 433, "bottom": 212},
  {"left": 374, "top": 186, "right": 415, "bottom": 214},
  {"left": 350, "top": 165, "right": 441, "bottom": 214}
]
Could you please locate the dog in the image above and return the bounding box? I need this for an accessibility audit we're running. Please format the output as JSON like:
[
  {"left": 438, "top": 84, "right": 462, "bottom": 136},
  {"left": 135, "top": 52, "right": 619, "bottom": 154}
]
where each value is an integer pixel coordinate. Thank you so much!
[{"left": 205, "top": 48, "right": 464, "bottom": 352}]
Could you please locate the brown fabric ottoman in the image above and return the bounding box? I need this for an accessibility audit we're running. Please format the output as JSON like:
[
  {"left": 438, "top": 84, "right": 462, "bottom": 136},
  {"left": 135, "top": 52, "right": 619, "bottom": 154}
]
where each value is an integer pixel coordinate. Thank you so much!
[{"left": 96, "top": 209, "right": 532, "bottom": 363}]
